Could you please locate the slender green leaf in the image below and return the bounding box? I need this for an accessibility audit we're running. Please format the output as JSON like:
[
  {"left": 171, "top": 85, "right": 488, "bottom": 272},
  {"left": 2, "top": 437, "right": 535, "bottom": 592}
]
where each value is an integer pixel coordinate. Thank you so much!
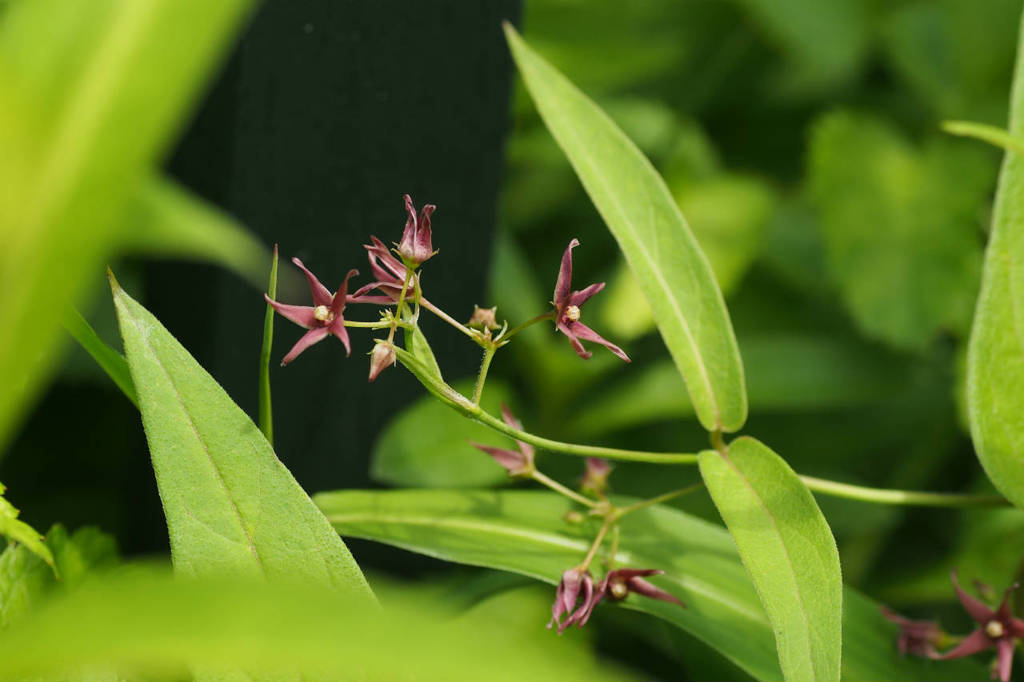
[
  {"left": 0, "top": 568, "right": 626, "bottom": 682},
  {"left": 405, "top": 322, "right": 443, "bottom": 382},
  {"left": 259, "top": 245, "right": 279, "bottom": 445},
  {"left": 698, "top": 437, "right": 842, "bottom": 682},
  {"left": 111, "top": 274, "right": 372, "bottom": 597},
  {"left": 505, "top": 25, "right": 747, "bottom": 433},
  {"left": 62, "top": 307, "right": 138, "bottom": 407},
  {"left": 0, "top": 482, "right": 53, "bottom": 572},
  {"left": 125, "top": 175, "right": 270, "bottom": 288},
  {"left": 371, "top": 379, "right": 513, "bottom": 488},
  {"left": 943, "top": 119, "right": 1024, "bottom": 155},
  {"left": 0, "top": 0, "right": 254, "bottom": 453},
  {"left": 968, "top": 8, "right": 1024, "bottom": 510},
  {"left": 316, "top": 489, "right": 981, "bottom": 682}
]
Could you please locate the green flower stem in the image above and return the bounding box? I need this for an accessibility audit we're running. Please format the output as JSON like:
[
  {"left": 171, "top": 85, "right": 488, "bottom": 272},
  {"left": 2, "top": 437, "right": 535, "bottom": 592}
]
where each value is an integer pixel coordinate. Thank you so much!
[
  {"left": 258, "top": 245, "right": 279, "bottom": 445},
  {"left": 472, "top": 345, "right": 497, "bottom": 405},
  {"left": 420, "top": 298, "right": 477, "bottom": 340},
  {"left": 343, "top": 320, "right": 406, "bottom": 329},
  {"left": 578, "top": 516, "right": 613, "bottom": 571},
  {"left": 614, "top": 482, "right": 705, "bottom": 518},
  {"left": 531, "top": 470, "right": 597, "bottom": 508},
  {"left": 797, "top": 476, "right": 1010, "bottom": 508},
  {"left": 501, "top": 311, "right": 555, "bottom": 341},
  {"left": 386, "top": 268, "right": 415, "bottom": 345}
]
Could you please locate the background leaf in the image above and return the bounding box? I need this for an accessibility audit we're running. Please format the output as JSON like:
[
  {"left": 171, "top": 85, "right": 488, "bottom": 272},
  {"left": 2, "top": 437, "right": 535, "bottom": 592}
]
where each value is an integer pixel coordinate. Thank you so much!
[
  {"left": 698, "top": 437, "right": 842, "bottom": 682},
  {"left": 967, "top": 7, "right": 1024, "bottom": 510},
  {"left": 317, "top": 488, "right": 981, "bottom": 682},
  {"left": 112, "top": 276, "right": 372, "bottom": 596},
  {"left": 505, "top": 24, "right": 747, "bottom": 433}
]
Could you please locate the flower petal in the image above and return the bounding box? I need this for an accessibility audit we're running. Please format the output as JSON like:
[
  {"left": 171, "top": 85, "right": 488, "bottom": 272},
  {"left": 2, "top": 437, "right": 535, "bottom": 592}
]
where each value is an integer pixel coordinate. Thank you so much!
[
  {"left": 499, "top": 404, "right": 535, "bottom": 461},
  {"left": 568, "top": 282, "right": 605, "bottom": 308},
  {"left": 627, "top": 576, "right": 684, "bottom": 606},
  {"left": 292, "top": 258, "right": 333, "bottom": 307},
  {"left": 951, "top": 570, "right": 996, "bottom": 624},
  {"left": 570, "top": 321, "right": 631, "bottom": 362},
  {"left": 281, "top": 327, "right": 330, "bottom": 366},
  {"left": 365, "top": 235, "right": 408, "bottom": 284},
  {"left": 328, "top": 318, "right": 352, "bottom": 356},
  {"left": 331, "top": 269, "right": 359, "bottom": 317},
  {"left": 556, "top": 320, "right": 592, "bottom": 360},
  {"left": 936, "top": 628, "right": 993, "bottom": 660},
  {"left": 264, "top": 295, "right": 316, "bottom": 329},
  {"left": 997, "top": 637, "right": 1015, "bottom": 682},
  {"left": 995, "top": 584, "right": 1019, "bottom": 623},
  {"left": 553, "top": 239, "right": 579, "bottom": 308},
  {"left": 470, "top": 442, "right": 529, "bottom": 476}
]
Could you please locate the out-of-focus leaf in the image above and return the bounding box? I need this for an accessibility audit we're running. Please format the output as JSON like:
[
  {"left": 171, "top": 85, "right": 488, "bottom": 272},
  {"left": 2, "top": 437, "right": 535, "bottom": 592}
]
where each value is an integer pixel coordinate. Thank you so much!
[
  {"left": 0, "top": 567, "right": 629, "bottom": 682},
  {"left": 371, "top": 379, "right": 514, "bottom": 488},
  {"left": 125, "top": 176, "right": 269, "bottom": 287},
  {"left": 968, "top": 9, "right": 1024, "bottom": 511},
  {"left": 506, "top": 25, "right": 747, "bottom": 433},
  {"left": 568, "top": 335, "right": 903, "bottom": 437},
  {"left": 0, "top": 524, "right": 117, "bottom": 628},
  {"left": 735, "top": 0, "right": 868, "bottom": 91},
  {"left": 111, "top": 275, "right": 372, "bottom": 596},
  {"left": 63, "top": 307, "right": 138, "bottom": 407},
  {"left": 0, "top": 0, "right": 254, "bottom": 454},
  {"left": 317, "top": 489, "right": 983, "bottom": 682},
  {"left": 809, "top": 111, "right": 993, "bottom": 350},
  {"left": 699, "top": 438, "right": 842, "bottom": 682},
  {"left": 0, "top": 482, "right": 53, "bottom": 571}
]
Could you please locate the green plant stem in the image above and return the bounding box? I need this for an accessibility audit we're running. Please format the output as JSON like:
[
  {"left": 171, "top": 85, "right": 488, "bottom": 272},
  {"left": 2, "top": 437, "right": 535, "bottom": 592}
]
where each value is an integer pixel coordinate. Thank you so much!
[
  {"left": 420, "top": 298, "right": 477, "bottom": 340},
  {"left": 386, "top": 269, "right": 415, "bottom": 345},
  {"left": 344, "top": 320, "right": 406, "bottom": 329},
  {"left": 605, "top": 524, "right": 620, "bottom": 569},
  {"left": 258, "top": 245, "right": 279, "bottom": 445},
  {"left": 578, "top": 516, "right": 613, "bottom": 571},
  {"left": 531, "top": 470, "right": 597, "bottom": 508},
  {"left": 472, "top": 346, "right": 497, "bottom": 405},
  {"left": 501, "top": 311, "right": 554, "bottom": 341},
  {"left": 942, "top": 120, "right": 1024, "bottom": 155},
  {"left": 797, "top": 476, "right": 1010, "bottom": 508},
  {"left": 615, "top": 482, "right": 705, "bottom": 518}
]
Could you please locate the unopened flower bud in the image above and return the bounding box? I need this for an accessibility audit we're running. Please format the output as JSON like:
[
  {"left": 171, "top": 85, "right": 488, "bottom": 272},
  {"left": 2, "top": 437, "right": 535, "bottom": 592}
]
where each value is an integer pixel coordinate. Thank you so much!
[
  {"left": 564, "top": 510, "right": 585, "bottom": 525},
  {"left": 581, "top": 458, "right": 612, "bottom": 498},
  {"left": 368, "top": 343, "right": 396, "bottom": 383},
  {"left": 468, "top": 305, "right": 499, "bottom": 331},
  {"left": 396, "top": 194, "right": 437, "bottom": 267}
]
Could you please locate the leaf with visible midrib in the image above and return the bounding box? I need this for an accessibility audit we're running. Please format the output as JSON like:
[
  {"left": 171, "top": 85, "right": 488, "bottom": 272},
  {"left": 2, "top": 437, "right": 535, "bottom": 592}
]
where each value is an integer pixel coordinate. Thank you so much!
[
  {"left": 699, "top": 437, "right": 842, "bottom": 682},
  {"left": 316, "top": 488, "right": 981, "bottom": 682},
  {"left": 504, "top": 24, "right": 747, "bottom": 433},
  {"left": 111, "top": 274, "right": 372, "bottom": 597},
  {"left": 968, "top": 6, "right": 1024, "bottom": 510}
]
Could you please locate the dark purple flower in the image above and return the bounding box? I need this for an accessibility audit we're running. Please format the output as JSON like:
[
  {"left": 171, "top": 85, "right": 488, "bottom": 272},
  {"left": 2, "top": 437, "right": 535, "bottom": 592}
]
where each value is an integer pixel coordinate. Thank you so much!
[
  {"left": 396, "top": 194, "right": 437, "bottom": 266},
  {"left": 351, "top": 235, "right": 414, "bottom": 303},
  {"left": 556, "top": 567, "right": 683, "bottom": 633},
  {"left": 580, "top": 458, "right": 611, "bottom": 498},
  {"left": 368, "top": 343, "right": 396, "bottom": 383},
  {"left": 547, "top": 568, "right": 595, "bottom": 634},
  {"left": 552, "top": 239, "right": 629, "bottom": 362},
  {"left": 471, "top": 405, "right": 534, "bottom": 476},
  {"left": 880, "top": 605, "right": 944, "bottom": 658},
  {"left": 264, "top": 259, "right": 358, "bottom": 365},
  {"left": 936, "top": 571, "right": 1024, "bottom": 682}
]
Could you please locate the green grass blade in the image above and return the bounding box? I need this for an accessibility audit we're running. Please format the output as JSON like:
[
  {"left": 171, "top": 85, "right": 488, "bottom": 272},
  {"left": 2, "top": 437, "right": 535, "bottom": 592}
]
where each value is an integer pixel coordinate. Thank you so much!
[
  {"left": 259, "top": 245, "right": 279, "bottom": 445},
  {"left": 62, "top": 307, "right": 138, "bottom": 407},
  {"left": 504, "top": 24, "right": 747, "bottom": 433}
]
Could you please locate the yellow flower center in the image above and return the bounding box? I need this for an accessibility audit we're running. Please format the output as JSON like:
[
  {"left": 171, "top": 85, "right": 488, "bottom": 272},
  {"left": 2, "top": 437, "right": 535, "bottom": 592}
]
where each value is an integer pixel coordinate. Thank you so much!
[
  {"left": 565, "top": 305, "right": 581, "bottom": 322},
  {"left": 609, "top": 578, "right": 629, "bottom": 600},
  {"left": 314, "top": 305, "right": 333, "bottom": 323},
  {"left": 986, "top": 620, "right": 1005, "bottom": 638}
]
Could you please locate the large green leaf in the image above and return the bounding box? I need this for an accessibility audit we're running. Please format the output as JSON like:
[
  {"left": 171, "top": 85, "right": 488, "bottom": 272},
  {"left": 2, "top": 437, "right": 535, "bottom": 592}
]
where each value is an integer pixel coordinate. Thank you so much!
[
  {"left": 968, "top": 7, "right": 1024, "bottom": 510},
  {"left": 699, "top": 438, "right": 842, "bottom": 682},
  {"left": 0, "top": 568, "right": 628, "bottom": 682},
  {"left": 111, "top": 276, "right": 372, "bottom": 596},
  {"left": 316, "top": 489, "right": 981, "bottom": 682},
  {"left": 0, "top": 0, "right": 254, "bottom": 454},
  {"left": 505, "top": 25, "right": 747, "bottom": 434},
  {"left": 0, "top": 482, "right": 53, "bottom": 571}
]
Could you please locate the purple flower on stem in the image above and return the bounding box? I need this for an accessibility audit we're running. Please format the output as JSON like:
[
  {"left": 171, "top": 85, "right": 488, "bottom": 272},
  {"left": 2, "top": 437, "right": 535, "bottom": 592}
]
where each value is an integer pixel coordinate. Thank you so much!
[
  {"left": 552, "top": 239, "right": 629, "bottom": 362},
  {"left": 264, "top": 259, "right": 359, "bottom": 365},
  {"left": 554, "top": 567, "right": 683, "bottom": 633},
  {"left": 936, "top": 571, "right": 1024, "bottom": 682},
  {"left": 351, "top": 235, "right": 414, "bottom": 303},
  {"left": 397, "top": 194, "right": 437, "bottom": 267},
  {"left": 880, "top": 606, "right": 944, "bottom": 658},
  {"left": 547, "top": 568, "right": 595, "bottom": 634},
  {"left": 581, "top": 458, "right": 611, "bottom": 498},
  {"left": 471, "top": 405, "right": 534, "bottom": 476}
]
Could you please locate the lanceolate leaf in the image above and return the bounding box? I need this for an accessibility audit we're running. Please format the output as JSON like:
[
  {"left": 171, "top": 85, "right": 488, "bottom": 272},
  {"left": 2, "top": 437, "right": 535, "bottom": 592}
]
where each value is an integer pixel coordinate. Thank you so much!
[
  {"left": 316, "top": 489, "right": 980, "bottom": 682},
  {"left": 699, "top": 438, "right": 842, "bottom": 682},
  {"left": 111, "top": 275, "right": 372, "bottom": 597},
  {"left": 505, "top": 25, "right": 747, "bottom": 433},
  {"left": 968, "top": 8, "right": 1024, "bottom": 510}
]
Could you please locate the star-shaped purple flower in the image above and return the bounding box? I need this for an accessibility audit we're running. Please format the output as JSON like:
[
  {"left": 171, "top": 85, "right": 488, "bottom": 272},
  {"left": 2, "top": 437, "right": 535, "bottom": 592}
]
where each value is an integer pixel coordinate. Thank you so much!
[
  {"left": 937, "top": 571, "right": 1024, "bottom": 682},
  {"left": 470, "top": 404, "right": 535, "bottom": 477},
  {"left": 880, "top": 606, "right": 944, "bottom": 658},
  {"left": 552, "top": 239, "right": 629, "bottom": 362},
  {"left": 547, "top": 568, "right": 596, "bottom": 634},
  {"left": 264, "top": 258, "right": 359, "bottom": 365}
]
